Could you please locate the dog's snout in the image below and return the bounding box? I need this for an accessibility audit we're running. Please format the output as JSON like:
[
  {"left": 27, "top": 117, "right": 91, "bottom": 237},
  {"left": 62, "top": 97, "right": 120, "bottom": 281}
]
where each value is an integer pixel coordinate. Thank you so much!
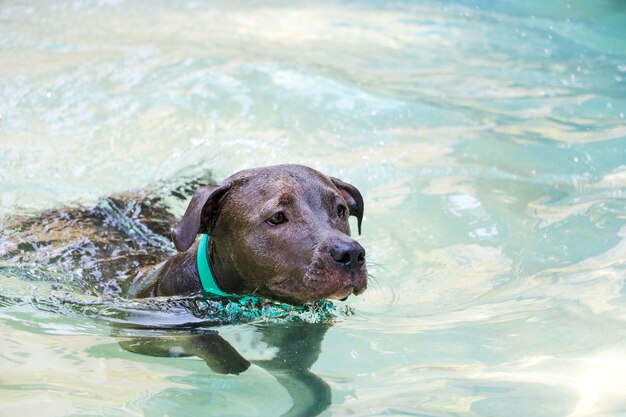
[{"left": 330, "top": 241, "right": 366, "bottom": 271}]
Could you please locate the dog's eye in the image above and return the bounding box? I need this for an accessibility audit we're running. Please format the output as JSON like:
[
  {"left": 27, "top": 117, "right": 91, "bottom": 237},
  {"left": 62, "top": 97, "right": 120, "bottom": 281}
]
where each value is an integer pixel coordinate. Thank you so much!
[
  {"left": 267, "top": 212, "right": 286, "bottom": 225},
  {"left": 337, "top": 205, "right": 347, "bottom": 219}
]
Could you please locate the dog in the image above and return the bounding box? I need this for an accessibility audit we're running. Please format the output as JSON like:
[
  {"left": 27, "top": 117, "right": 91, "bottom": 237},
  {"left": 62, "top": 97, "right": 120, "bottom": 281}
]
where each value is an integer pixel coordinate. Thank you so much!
[
  {"left": 128, "top": 164, "right": 367, "bottom": 304},
  {"left": 1, "top": 164, "right": 367, "bottom": 304},
  {"left": 0, "top": 164, "right": 367, "bottom": 417}
]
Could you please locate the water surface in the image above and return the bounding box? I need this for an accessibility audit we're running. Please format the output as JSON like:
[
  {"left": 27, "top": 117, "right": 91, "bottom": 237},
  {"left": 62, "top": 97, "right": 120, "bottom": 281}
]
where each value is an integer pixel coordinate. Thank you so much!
[{"left": 1, "top": 1, "right": 626, "bottom": 416}]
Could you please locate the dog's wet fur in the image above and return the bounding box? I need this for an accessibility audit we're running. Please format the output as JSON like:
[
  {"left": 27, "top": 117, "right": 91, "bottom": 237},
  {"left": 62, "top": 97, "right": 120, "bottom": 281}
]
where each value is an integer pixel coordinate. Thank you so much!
[{"left": 1, "top": 164, "right": 367, "bottom": 305}]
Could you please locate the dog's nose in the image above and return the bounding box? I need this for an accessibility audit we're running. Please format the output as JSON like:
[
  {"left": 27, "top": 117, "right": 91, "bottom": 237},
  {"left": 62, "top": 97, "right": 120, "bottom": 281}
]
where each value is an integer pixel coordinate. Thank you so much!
[{"left": 330, "top": 241, "right": 366, "bottom": 271}]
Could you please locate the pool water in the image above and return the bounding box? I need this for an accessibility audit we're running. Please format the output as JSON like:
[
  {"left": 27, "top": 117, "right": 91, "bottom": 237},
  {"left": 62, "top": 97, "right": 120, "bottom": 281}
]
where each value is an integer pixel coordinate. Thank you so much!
[{"left": 1, "top": 1, "right": 626, "bottom": 416}]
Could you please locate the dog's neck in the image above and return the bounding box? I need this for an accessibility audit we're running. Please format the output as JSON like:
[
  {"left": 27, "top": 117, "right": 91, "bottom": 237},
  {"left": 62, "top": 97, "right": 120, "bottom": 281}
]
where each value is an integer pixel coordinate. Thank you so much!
[
  {"left": 205, "top": 237, "right": 246, "bottom": 295},
  {"left": 195, "top": 235, "right": 231, "bottom": 297}
]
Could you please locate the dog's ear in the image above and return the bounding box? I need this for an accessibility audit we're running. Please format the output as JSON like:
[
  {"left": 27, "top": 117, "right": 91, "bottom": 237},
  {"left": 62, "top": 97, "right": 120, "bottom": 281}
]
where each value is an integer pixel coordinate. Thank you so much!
[
  {"left": 171, "top": 183, "right": 231, "bottom": 252},
  {"left": 331, "top": 177, "right": 364, "bottom": 235}
]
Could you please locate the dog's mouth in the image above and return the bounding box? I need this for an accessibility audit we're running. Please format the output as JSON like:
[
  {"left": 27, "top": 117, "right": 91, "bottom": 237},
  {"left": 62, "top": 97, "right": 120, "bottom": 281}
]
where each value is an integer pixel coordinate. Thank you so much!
[
  {"left": 266, "top": 271, "right": 367, "bottom": 304},
  {"left": 263, "top": 251, "right": 368, "bottom": 304},
  {"left": 330, "top": 277, "right": 369, "bottom": 301},
  {"left": 328, "top": 285, "right": 357, "bottom": 301}
]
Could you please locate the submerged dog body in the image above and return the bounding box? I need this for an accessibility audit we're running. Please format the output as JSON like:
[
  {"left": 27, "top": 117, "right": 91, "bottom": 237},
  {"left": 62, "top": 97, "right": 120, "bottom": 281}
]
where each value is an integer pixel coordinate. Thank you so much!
[{"left": 130, "top": 164, "right": 367, "bottom": 304}]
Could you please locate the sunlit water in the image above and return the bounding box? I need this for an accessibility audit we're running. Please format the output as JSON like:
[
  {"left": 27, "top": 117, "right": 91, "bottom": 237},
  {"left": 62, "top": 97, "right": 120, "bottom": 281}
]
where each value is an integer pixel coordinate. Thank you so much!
[{"left": 1, "top": 1, "right": 626, "bottom": 416}]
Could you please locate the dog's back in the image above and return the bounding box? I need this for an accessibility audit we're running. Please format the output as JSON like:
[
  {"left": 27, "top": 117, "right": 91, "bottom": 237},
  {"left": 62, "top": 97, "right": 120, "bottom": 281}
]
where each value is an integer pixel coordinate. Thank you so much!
[{"left": 0, "top": 175, "right": 209, "bottom": 297}]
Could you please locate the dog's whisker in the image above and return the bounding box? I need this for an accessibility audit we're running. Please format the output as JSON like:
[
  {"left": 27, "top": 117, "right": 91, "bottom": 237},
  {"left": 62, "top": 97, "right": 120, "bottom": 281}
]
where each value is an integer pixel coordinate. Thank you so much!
[
  {"left": 366, "top": 261, "right": 388, "bottom": 271},
  {"left": 366, "top": 273, "right": 383, "bottom": 291}
]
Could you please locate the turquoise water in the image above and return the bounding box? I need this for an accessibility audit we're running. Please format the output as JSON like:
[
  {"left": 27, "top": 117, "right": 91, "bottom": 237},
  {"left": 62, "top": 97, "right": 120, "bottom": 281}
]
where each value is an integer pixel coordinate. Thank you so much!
[{"left": 1, "top": 1, "right": 626, "bottom": 416}]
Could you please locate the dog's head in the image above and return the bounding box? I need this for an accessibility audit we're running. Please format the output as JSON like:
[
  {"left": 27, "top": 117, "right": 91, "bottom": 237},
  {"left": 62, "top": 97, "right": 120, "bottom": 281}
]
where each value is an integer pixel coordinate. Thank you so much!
[{"left": 171, "top": 164, "right": 367, "bottom": 304}]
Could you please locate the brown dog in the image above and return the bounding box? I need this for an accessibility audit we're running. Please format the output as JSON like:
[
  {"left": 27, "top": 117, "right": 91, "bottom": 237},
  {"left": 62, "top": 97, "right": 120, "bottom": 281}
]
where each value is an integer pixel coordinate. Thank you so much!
[{"left": 128, "top": 164, "right": 367, "bottom": 304}]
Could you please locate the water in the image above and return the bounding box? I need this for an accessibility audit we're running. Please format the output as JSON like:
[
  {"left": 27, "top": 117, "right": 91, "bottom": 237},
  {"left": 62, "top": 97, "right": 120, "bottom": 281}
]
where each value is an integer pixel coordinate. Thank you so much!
[{"left": 1, "top": 0, "right": 626, "bottom": 415}]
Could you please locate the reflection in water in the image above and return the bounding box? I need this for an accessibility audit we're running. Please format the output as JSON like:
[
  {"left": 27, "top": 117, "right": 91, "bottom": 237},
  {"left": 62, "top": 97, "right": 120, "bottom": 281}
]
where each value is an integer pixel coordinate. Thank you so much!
[{"left": 118, "top": 322, "right": 332, "bottom": 417}]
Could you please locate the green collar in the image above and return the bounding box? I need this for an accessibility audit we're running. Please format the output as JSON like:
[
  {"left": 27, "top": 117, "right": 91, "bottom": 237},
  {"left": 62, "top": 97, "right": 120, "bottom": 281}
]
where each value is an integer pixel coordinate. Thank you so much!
[{"left": 197, "top": 234, "right": 231, "bottom": 298}]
